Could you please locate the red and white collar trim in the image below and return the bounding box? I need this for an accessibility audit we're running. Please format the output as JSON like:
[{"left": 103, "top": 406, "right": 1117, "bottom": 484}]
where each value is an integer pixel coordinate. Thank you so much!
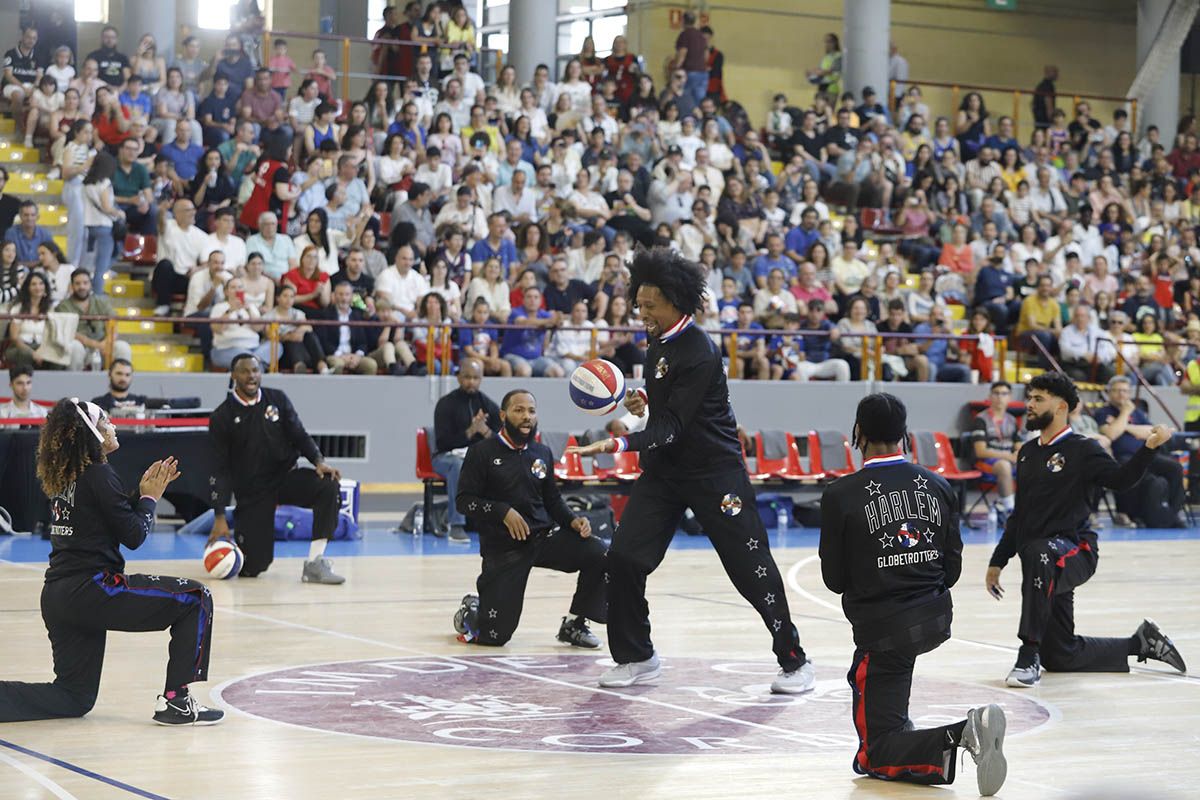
[
  {"left": 499, "top": 428, "right": 527, "bottom": 450},
  {"left": 1041, "top": 425, "right": 1072, "bottom": 447},
  {"left": 233, "top": 389, "right": 262, "bottom": 407},
  {"left": 863, "top": 452, "right": 908, "bottom": 469},
  {"left": 660, "top": 314, "right": 694, "bottom": 343}
]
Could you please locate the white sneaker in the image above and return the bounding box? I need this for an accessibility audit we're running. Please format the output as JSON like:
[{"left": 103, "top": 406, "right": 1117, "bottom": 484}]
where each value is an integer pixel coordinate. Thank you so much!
[
  {"left": 770, "top": 659, "right": 816, "bottom": 694},
  {"left": 598, "top": 654, "right": 661, "bottom": 687},
  {"left": 153, "top": 304, "right": 171, "bottom": 316}
]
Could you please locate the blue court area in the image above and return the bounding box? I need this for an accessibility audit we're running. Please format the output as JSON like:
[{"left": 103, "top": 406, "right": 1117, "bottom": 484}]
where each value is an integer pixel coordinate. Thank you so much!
[{"left": 2, "top": 524, "right": 1197, "bottom": 564}]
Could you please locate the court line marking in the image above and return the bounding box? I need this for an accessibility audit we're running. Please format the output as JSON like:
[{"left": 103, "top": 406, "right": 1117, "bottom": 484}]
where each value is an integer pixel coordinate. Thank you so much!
[
  {"left": 0, "top": 748, "right": 79, "bottom": 800},
  {"left": 785, "top": 554, "right": 1200, "bottom": 686},
  {"left": 0, "top": 739, "right": 170, "bottom": 800},
  {"left": 215, "top": 606, "right": 821, "bottom": 744}
]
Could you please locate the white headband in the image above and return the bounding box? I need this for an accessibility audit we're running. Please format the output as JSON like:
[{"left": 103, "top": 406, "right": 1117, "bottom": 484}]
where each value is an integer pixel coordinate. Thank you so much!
[{"left": 70, "top": 398, "right": 107, "bottom": 442}]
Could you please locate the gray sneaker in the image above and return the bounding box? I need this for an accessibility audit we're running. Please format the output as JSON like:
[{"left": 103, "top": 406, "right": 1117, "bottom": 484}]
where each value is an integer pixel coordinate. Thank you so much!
[
  {"left": 301, "top": 557, "right": 345, "bottom": 584},
  {"left": 448, "top": 525, "right": 470, "bottom": 543},
  {"left": 961, "top": 704, "right": 1007, "bottom": 796},
  {"left": 556, "top": 616, "right": 600, "bottom": 648},
  {"left": 1005, "top": 653, "right": 1041, "bottom": 688},
  {"left": 598, "top": 654, "right": 661, "bottom": 687}
]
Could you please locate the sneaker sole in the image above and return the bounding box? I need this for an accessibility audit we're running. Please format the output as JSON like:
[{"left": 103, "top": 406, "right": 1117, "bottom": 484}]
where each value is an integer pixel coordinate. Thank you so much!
[
  {"left": 556, "top": 634, "right": 601, "bottom": 649},
  {"left": 769, "top": 680, "right": 815, "bottom": 695},
  {"left": 153, "top": 716, "right": 224, "bottom": 727},
  {"left": 598, "top": 666, "right": 661, "bottom": 688},
  {"left": 973, "top": 705, "right": 1008, "bottom": 797},
  {"left": 1005, "top": 674, "right": 1039, "bottom": 688}
]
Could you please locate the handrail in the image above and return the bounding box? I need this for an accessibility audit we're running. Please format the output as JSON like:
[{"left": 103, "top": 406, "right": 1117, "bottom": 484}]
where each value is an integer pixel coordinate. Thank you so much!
[
  {"left": 263, "top": 29, "right": 503, "bottom": 110},
  {"left": 1028, "top": 334, "right": 1065, "bottom": 375}
]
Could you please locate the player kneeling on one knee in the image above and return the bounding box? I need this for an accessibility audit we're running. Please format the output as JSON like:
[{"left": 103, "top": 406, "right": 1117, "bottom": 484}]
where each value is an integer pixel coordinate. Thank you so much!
[
  {"left": 0, "top": 399, "right": 221, "bottom": 726},
  {"left": 207, "top": 353, "right": 346, "bottom": 584},
  {"left": 453, "top": 389, "right": 607, "bottom": 648},
  {"left": 985, "top": 372, "right": 1186, "bottom": 688},
  {"left": 822, "top": 393, "right": 1007, "bottom": 796}
]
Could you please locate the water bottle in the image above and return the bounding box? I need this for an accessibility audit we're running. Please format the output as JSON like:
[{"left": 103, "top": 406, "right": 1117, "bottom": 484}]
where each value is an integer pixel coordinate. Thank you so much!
[
  {"left": 88, "top": 349, "right": 102, "bottom": 372},
  {"left": 986, "top": 506, "right": 997, "bottom": 535},
  {"left": 413, "top": 504, "right": 424, "bottom": 538},
  {"left": 775, "top": 502, "right": 788, "bottom": 531}
]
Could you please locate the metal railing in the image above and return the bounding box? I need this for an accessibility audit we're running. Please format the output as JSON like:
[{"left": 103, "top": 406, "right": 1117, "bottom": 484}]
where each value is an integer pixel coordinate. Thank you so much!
[
  {"left": 0, "top": 312, "right": 1004, "bottom": 383},
  {"left": 890, "top": 78, "right": 1137, "bottom": 143},
  {"left": 262, "top": 29, "right": 502, "bottom": 113}
]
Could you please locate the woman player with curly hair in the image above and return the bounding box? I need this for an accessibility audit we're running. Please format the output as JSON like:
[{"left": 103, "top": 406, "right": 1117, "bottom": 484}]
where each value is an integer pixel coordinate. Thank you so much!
[
  {"left": 0, "top": 399, "right": 222, "bottom": 726},
  {"left": 568, "top": 248, "right": 814, "bottom": 692}
]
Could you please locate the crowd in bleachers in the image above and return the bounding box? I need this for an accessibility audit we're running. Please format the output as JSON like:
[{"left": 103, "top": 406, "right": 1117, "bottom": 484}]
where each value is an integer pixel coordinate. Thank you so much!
[{"left": 3, "top": 4, "right": 1200, "bottom": 384}]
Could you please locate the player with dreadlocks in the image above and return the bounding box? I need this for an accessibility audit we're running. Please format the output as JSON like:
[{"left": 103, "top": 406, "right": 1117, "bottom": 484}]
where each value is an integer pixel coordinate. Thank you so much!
[
  {"left": 567, "top": 247, "right": 813, "bottom": 692},
  {"left": 0, "top": 398, "right": 221, "bottom": 726},
  {"left": 820, "top": 392, "right": 1007, "bottom": 796}
]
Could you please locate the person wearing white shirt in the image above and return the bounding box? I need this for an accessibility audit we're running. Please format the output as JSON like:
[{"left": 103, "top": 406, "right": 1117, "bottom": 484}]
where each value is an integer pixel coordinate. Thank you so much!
[
  {"left": 442, "top": 57, "right": 485, "bottom": 105},
  {"left": 435, "top": 186, "right": 488, "bottom": 244},
  {"left": 752, "top": 268, "right": 799, "bottom": 319},
  {"left": 580, "top": 96, "right": 619, "bottom": 143},
  {"left": 152, "top": 198, "right": 210, "bottom": 314},
  {"left": 184, "top": 251, "right": 233, "bottom": 317},
  {"left": 691, "top": 149, "right": 725, "bottom": 197},
  {"left": 208, "top": 275, "right": 272, "bottom": 368},
  {"left": 373, "top": 245, "right": 429, "bottom": 319},
  {"left": 0, "top": 366, "right": 47, "bottom": 419},
  {"left": 675, "top": 117, "right": 704, "bottom": 168},
  {"left": 651, "top": 171, "right": 695, "bottom": 227},
  {"left": 493, "top": 170, "right": 538, "bottom": 225},
  {"left": 888, "top": 43, "right": 909, "bottom": 106},
  {"left": 549, "top": 299, "right": 594, "bottom": 373},
  {"left": 201, "top": 209, "right": 248, "bottom": 274},
  {"left": 414, "top": 152, "right": 454, "bottom": 203},
  {"left": 1059, "top": 302, "right": 1115, "bottom": 383},
  {"left": 244, "top": 211, "right": 298, "bottom": 282}
]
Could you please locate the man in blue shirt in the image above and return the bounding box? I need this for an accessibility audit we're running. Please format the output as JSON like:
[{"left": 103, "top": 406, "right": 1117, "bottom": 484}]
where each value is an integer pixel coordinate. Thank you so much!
[
  {"left": 501, "top": 286, "right": 564, "bottom": 378},
  {"left": 118, "top": 75, "right": 153, "bottom": 122},
  {"left": 543, "top": 258, "right": 595, "bottom": 315},
  {"left": 800, "top": 299, "right": 837, "bottom": 363},
  {"left": 4, "top": 202, "right": 53, "bottom": 266},
  {"left": 973, "top": 251, "right": 1019, "bottom": 334},
  {"left": 160, "top": 119, "right": 205, "bottom": 185},
  {"left": 983, "top": 115, "right": 1019, "bottom": 155},
  {"left": 470, "top": 213, "right": 519, "bottom": 279},
  {"left": 723, "top": 302, "right": 769, "bottom": 379},
  {"left": 784, "top": 206, "right": 821, "bottom": 266},
  {"left": 387, "top": 102, "right": 427, "bottom": 150},
  {"left": 751, "top": 232, "right": 795, "bottom": 288},
  {"left": 914, "top": 305, "right": 971, "bottom": 382},
  {"left": 1095, "top": 375, "right": 1185, "bottom": 526}
]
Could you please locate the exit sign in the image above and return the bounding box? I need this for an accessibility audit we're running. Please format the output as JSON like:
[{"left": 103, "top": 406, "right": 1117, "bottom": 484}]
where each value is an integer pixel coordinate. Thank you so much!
[{"left": 987, "top": 0, "right": 1017, "bottom": 8}]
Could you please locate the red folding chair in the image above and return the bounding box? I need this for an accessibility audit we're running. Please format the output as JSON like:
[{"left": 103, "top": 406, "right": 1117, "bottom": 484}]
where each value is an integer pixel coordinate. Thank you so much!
[
  {"left": 807, "top": 430, "right": 856, "bottom": 479},
  {"left": 123, "top": 234, "right": 158, "bottom": 266}
]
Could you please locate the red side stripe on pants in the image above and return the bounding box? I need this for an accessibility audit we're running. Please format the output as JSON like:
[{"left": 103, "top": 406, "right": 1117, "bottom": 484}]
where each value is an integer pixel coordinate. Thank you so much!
[
  {"left": 1049, "top": 539, "right": 1092, "bottom": 597},
  {"left": 853, "top": 651, "right": 946, "bottom": 779}
]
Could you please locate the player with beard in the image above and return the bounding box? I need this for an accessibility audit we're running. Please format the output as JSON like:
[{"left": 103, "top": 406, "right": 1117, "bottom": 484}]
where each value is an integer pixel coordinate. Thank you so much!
[
  {"left": 566, "top": 247, "right": 813, "bottom": 693},
  {"left": 986, "top": 372, "right": 1187, "bottom": 687},
  {"left": 452, "top": 389, "right": 607, "bottom": 647},
  {"left": 206, "top": 354, "right": 346, "bottom": 584}
]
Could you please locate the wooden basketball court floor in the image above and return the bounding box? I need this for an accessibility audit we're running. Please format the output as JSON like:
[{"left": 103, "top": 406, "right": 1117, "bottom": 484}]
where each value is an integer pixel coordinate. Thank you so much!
[{"left": 0, "top": 526, "right": 1197, "bottom": 800}]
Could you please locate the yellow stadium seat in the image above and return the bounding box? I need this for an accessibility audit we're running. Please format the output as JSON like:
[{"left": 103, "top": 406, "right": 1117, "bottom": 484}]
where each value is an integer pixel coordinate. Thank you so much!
[
  {"left": 37, "top": 205, "right": 67, "bottom": 226},
  {"left": 902, "top": 274, "right": 919, "bottom": 289},
  {"left": 946, "top": 305, "right": 966, "bottom": 320},
  {"left": 117, "top": 320, "right": 173, "bottom": 335},
  {"left": 8, "top": 175, "right": 63, "bottom": 195},
  {"left": 0, "top": 142, "right": 38, "bottom": 163},
  {"left": 0, "top": 118, "right": 14, "bottom": 134},
  {"left": 132, "top": 352, "right": 204, "bottom": 372},
  {"left": 770, "top": 160, "right": 784, "bottom": 176},
  {"left": 129, "top": 342, "right": 189, "bottom": 358}
]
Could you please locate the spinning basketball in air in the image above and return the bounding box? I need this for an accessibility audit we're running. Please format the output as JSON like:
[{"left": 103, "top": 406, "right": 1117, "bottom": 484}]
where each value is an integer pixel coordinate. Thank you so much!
[
  {"left": 569, "top": 359, "right": 626, "bottom": 415},
  {"left": 203, "top": 538, "right": 244, "bottom": 580}
]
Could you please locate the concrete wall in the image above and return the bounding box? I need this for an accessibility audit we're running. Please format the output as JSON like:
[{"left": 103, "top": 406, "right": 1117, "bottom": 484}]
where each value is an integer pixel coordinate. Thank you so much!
[
  {"left": 26, "top": 373, "right": 1189, "bottom": 486},
  {"left": 626, "top": 0, "right": 1144, "bottom": 136}
]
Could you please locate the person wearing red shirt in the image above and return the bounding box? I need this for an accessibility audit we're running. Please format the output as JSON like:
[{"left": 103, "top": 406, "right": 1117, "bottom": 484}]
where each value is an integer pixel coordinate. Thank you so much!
[
  {"left": 702, "top": 26, "right": 726, "bottom": 104},
  {"left": 239, "top": 141, "right": 297, "bottom": 232},
  {"left": 1167, "top": 133, "right": 1200, "bottom": 181},
  {"left": 92, "top": 86, "right": 131, "bottom": 152},
  {"left": 602, "top": 36, "right": 639, "bottom": 104}
]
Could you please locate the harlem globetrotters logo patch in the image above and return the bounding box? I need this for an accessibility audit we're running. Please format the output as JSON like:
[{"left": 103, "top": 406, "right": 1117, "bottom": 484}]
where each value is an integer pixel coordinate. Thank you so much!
[
  {"left": 213, "top": 655, "right": 1052, "bottom": 755},
  {"left": 720, "top": 493, "right": 742, "bottom": 516},
  {"left": 530, "top": 459, "right": 548, "bottom": 480},
  {"left": 264, "top": 404, "right": 280, "bottom": 423},
  {"left": 1046, "top": 452, "right": 1065, "bottom": 473}
]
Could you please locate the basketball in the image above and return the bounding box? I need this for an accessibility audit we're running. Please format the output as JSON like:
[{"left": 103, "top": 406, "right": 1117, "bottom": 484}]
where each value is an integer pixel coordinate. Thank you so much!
[
  {"left": 568, "top": 359, "right": 626, "bottom": 416},
  {"left": 203, "top": 538, "right": 243, "bottom": 579}
]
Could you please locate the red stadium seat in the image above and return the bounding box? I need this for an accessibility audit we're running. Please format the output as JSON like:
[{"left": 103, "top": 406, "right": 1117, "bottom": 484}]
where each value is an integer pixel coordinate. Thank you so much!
[
  {"left": 415, "top": 427, "right": 444, "bottom": 535},
  {"left": 555, "top": 435, "right": 591, "bottom": 482},
  {"left": 910, "top": 431, "right": 981, "bottom": 482},
  {"left": 123, "top": 234, "right": 158, "bottom": 266}
]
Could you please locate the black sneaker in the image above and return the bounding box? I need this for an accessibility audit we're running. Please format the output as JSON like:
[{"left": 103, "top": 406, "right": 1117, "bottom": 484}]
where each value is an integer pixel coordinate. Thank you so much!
[
  {"left": 556, "top": 616, "right": 601, "bottom": 648},
  {"left": 1135, "top": 618, "right": 1187, "bottom": 672},
  {"left": 153, "top": 694, "right": 224, "bottom": 726},
  {"left": 453, "top": 593, "right": 479, "bottom": 636}
]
